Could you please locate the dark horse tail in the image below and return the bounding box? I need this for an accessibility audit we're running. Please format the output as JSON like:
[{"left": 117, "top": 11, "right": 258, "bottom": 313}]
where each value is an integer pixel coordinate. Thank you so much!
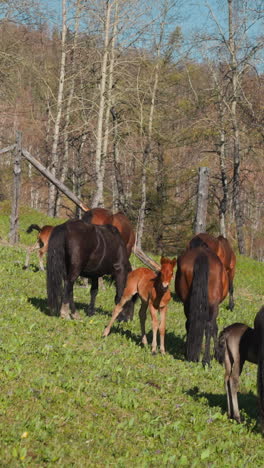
[
  {"left": 215, "top": 328, "right": 226, "bottom": 364},
  {"left": 187, "top": 252, "right": 209, "bottom": 362},
  {"left": 255, "top": 306, "right": 264, "bottom": 431},
  {"left": 27, "top": 224, "right": 41, "bottom": 234},
  {"left": 47, "top": 224, "right": 67, "bottom": 316}
]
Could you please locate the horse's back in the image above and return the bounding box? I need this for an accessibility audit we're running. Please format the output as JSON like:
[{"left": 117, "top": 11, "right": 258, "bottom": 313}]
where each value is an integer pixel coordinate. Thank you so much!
[
  {"left": 66, "top": 220, "right": 129, "bottom": 277},
  {"left": 112, "top": 212, "right": 135, "bottom": 256},
  {"left": 176, "top": 246, "right": 228, "bottom": 304},
  {"left": 218, "top": 235, "right": 236, "bottom": 272},
  {"left": 82, "top": 207, "right": 113, "bottom": 225}
]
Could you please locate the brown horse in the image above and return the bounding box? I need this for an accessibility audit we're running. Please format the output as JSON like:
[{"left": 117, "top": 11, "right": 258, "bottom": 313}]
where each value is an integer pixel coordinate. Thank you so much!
[
  {"left": 217, "top": 306, "right": 264, "bottom": 430},
  {"left": 103, "top": 257, "right": 176, "bottom": 354},
  {"left": 82, "top": 207, "right": 135, "bottom": 257},
  {"left": 24, "top": 224, "right": 54, "bottom": 270},
  {"left": 175, "top": 238, "right": 229, "bottom": 365},
  {"left": 189, "top": 233, "right": 236, "bottom": 310}
]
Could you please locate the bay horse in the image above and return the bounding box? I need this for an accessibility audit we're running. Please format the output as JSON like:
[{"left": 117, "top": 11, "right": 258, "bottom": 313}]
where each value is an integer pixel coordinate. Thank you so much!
[
  {"left": 82, "top": 207, "right": 135, "bottom": 257},
  {"left": 189, "top": 233, "right": 236, "bottom": 310},
  {"left": 217, "top": 306, "right": 264, "bottom": 430},
  {"left": 47, "top": 219, "right": 133, "bottom": 319},
  {"left": 175, "top": 237, "right": 229, "bottom": 365},
  {"left": 24, "top": 224, "right": 54, "bottom": 271},
  {"left": 103, "top": 257, "right": 176, "bottom": 354}
]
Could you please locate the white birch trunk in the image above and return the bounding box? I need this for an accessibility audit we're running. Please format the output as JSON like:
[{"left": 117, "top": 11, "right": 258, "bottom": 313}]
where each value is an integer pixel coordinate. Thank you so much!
[{"left": 48, "top": 0, "right": 67, "bottom": 216}]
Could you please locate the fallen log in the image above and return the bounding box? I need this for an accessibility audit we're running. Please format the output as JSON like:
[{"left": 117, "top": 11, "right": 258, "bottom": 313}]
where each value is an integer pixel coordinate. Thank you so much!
[{"left": 133, "top": 246, "right": 160, "bottom": 272}]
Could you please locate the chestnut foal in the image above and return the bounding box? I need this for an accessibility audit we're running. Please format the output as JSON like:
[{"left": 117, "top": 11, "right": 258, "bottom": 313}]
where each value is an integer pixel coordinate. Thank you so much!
[
  {"left": 103, "top": 257, "right": 176, "bottom": 354},
  {"left": 24, "top": 224, "right": 54, "bottom": 271}
]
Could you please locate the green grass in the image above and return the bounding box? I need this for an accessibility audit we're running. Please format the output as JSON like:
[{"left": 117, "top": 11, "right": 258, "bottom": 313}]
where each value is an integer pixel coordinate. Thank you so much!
[{"left": 0, "top": 207, "right": 264, "bottom": 466}]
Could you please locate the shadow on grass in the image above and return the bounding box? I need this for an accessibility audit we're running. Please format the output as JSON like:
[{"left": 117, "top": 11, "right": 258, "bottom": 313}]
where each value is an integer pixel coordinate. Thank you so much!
[
  {"left": 104, "top": 325, "right": 186, "bottom": 359},
  {"left": 28, "top": 297, "right": 112, "bottom": 317},
  {"left": 186, "top": 386, "right": 259, "bottom": 432}
]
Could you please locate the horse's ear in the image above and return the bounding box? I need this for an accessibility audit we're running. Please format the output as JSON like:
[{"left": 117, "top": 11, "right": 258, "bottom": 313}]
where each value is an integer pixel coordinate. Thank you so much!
[
  {"left": 172, "top": 258, "right": 177, "bottom": 268},
  {"left": 160, "top": 257, "right": 167, "bottom": 264}
]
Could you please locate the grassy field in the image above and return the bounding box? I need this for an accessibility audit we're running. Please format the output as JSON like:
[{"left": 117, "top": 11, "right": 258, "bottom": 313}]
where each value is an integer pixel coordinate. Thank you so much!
[{"left": 0, "top": 206, "right": 264, "bottom": 467}]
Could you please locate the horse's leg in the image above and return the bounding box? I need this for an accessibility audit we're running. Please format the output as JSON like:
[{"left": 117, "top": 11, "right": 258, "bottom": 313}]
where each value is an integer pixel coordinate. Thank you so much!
[
  {"left": 23, "top": 241, "right": 38, "bottom": 269},
  {"left": 203, "top": 305, "right": 218, "bottom": 367},
  {"left": 103, "top": 274, "right": 137, "bottom": 336},
  {"left": 212, "top": 318, "right": 219, "bottom": 359},
  {"left": 225, "top": 354, "right": 242, "bottom": 422},
  {"left": 38, "top": 248, "right": 45, "bottom": 271},
  {"left": 87, "top": 278, "right": 98, "bottom": 316},
  {"left": 159, "top": 306, "right": 167, "bottom": 355},
  {"left": 228, "top": 277, "right": 235, "bottom": 311},
  {"left": 149, "top": 303, "right": 159, "bottom": 355},
  {"left": 115, "top": 268, "right": 133, "bottom": 322},
  {"left": 60, "top": 279, "right": 72, "bottom": 319},
  {"left": 103, "top": 293, "right": 134, "bottom": 337},
  {"left": 138, "top": 300, "right": 148, "bottom": 347}
]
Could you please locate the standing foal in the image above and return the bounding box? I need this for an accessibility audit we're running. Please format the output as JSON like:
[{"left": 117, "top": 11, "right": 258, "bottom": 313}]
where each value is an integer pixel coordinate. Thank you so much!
[{"left": 103, "top": 257, "right": 176, "bottom": 354}]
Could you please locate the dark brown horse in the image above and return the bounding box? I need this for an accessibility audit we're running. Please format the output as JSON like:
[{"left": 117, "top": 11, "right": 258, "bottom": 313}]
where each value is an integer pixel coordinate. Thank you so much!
[
  {"left": 47, "top": 219, "right": 133, "bottom": 319},
  {"left": 217, "top": 306, "right": 264, "bottom": 431},
  {"left": 189, "top": 233, "right": 236, "bottom": 310},
  {"left": 24, "top": 224, "right": 54, "bottom": 270},
  {"left": 103, "top": 257, "right": 176, "bottom": 354},
  {"left": 175, "top": 237, "right": 229, "bottom": 365},
  {"left": 82, "top": 207, "right": 135, "bottom": 257}
]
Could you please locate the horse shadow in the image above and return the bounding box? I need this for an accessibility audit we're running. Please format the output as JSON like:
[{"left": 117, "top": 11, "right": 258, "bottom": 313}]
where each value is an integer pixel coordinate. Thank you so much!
[
  {"left": 28, "top": 297, "right": 111, "bottom": 317},
  {"left": 106, "top": 325, "right": 186, "bottom": 359},
  {"left": 186, "top": 386, "right": 259, "bottom": 432}
]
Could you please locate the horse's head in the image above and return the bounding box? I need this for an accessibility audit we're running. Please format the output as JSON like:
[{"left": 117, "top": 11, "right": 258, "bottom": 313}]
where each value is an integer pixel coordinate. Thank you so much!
[{"left": 160, "top": 257, "right": 177, "bottom": 289}]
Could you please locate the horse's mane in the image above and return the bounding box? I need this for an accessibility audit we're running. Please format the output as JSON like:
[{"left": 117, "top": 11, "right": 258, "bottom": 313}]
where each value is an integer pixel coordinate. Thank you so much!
[{"left": 189, "top": 237, "right": 209, "bottom": 249}]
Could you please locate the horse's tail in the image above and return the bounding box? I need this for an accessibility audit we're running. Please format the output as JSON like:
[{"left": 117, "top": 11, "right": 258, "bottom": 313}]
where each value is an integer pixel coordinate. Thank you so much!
[
  {"left": 47, "top": 224, "right": 67, "bottom": 316},
  {"left": 255, "top": 307, "right": 264, "bottom": 430},
  {"left": 27, "top": 224, "right": 41, "bottom": 234},
  {"left": 186, "top": 252, "right": 209, "bottom": 361},
  {"left": 215, "top": 328, "right": 226, "bottom": 364}
]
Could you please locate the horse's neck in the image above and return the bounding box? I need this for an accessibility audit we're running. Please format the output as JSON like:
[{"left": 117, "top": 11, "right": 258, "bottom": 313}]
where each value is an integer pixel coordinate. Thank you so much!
[{"left": 152, "top": 273, "right": 166, "bottom": 297}]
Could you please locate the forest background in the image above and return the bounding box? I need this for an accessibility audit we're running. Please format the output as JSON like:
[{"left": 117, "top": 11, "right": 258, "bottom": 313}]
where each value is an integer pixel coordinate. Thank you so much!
[{"left": 0, "top": 0, "right": 263, "bottom": 259}]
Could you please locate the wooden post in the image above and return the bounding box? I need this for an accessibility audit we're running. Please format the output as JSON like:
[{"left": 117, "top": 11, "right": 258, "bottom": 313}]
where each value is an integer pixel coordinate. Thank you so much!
[
  {"left": 9, "top": 132, "right": 22, "bottom": 244},
  {"left": 194, "top": 166, "right": 209, "bottom": 234}
]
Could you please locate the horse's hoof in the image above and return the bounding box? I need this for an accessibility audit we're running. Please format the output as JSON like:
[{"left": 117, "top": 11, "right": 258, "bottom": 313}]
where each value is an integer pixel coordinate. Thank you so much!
[
  {"left": 71, "top": 313, "right": 81, "bottom": 320},
  {"left": 152, "top": 350, "right": 157, "bottom": 356},
  {"left": 102, "top": 328, "right": 109, "bottom": 337},
  {"left": 87, "top": 309, "right": 95, "bottom": 317}
]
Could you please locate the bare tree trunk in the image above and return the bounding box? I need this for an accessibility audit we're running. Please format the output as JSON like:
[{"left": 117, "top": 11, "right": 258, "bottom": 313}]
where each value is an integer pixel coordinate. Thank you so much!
[
  {"left": 228, "top": 0, "right": 245, "bottom": 253},
  {"left": 92, "top": 0, "right": 112, "bottom": 208},
  {"left": 218, "top": 101, "right": 228, "bottom": 237},
  {"left": 137, "top": 42, "right": 161, "bottom": 248},
  {"left": 156, "top": 142, "right": 165, "bottom": 253},
  {"left": 9, "top": 131, "right": 22, "bottom": 244},
  {"left": 48, "top": 0, "right": 67, "bottom": 217},
  {"left": 111, "top": 107, "right": 126, "bottom": 212},
  {"left": 57, "top": 0, "right": 82, "bottom": 211},
  {"left": 194, "top": 167, "right": 209, "bottom": 234}
]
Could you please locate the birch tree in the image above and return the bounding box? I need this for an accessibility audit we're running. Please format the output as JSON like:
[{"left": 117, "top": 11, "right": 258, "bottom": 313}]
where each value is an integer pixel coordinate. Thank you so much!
[{"left": 48, "top": 0, "right": 67, "bottom": 216}]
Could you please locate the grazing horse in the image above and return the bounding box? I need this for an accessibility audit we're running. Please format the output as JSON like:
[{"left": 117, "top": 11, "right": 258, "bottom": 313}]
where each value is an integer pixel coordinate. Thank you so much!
[
  {"left": 189, "top": 233, "right": 236, "bottom": 310},
  {"left": 47, "top": 219, "right": 132, "bottom": 319},
  {"left": 175, "top": 238, "right": 229, "bottom": 365},
  {"left": 103, "top": 257, "right": 176, "bottom": 354},
  {"left": 217, "top": 306, "right": 264, "bottom": 430},
  {"left": 24, "top": 224, "right": 54, "bottom": 271},
  {"left": 82, "top": 207, "right": 135, "bottom": 257}
]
